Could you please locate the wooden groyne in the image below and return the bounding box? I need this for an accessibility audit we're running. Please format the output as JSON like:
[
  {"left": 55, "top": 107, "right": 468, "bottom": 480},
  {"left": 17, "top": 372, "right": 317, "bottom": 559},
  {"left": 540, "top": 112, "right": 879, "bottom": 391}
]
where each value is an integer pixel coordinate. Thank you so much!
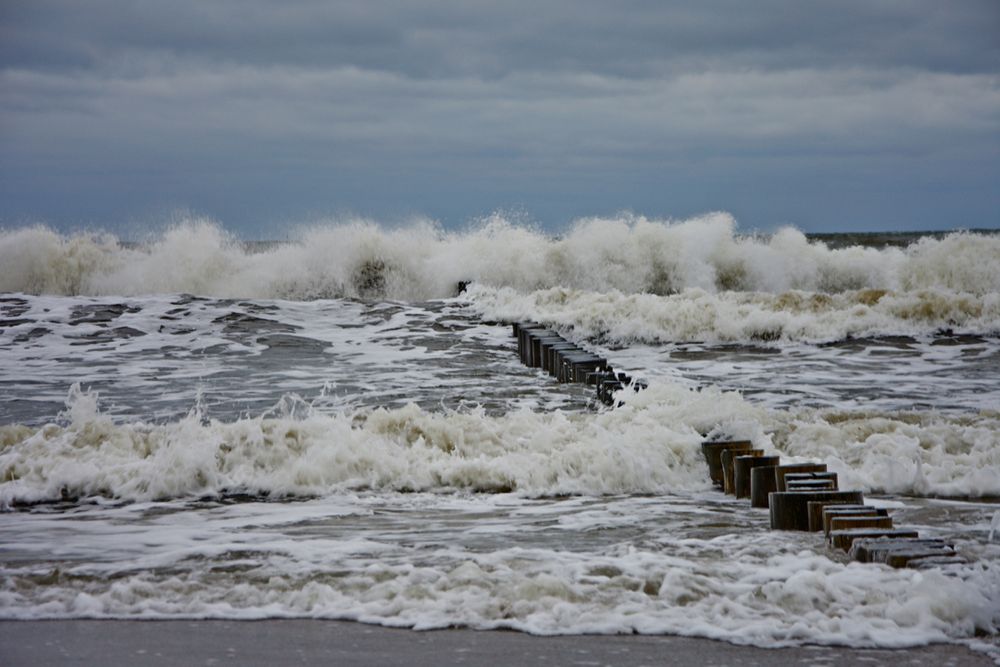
[
  {"left": 700, "top": 439, "right": 966, "bottom": 569},
  {"left": 509, "top": 320, "right": 966, "bottom": 571},
  {"left": 511, "top": 321, "right": 645, "bottom": 406}
]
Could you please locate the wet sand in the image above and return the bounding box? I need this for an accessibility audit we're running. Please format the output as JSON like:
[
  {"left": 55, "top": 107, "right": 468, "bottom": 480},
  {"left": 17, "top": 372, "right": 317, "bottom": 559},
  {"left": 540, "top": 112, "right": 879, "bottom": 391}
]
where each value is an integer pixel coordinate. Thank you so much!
[{"left": 1, "top": 620, "right": 995, "bottom": 666}]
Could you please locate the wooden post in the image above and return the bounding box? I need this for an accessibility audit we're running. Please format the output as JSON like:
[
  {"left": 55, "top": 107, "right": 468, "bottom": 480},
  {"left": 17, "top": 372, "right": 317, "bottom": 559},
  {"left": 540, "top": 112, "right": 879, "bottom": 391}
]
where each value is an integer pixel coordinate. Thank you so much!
[
  {"left": 701, "top": 441, "right": 753, "bottom": 488},
  {"left": 586, "top": 370, "right": 615, "bottom": 386},
  {"left": 783, "top": 472, "right": 838, "bottom": 490},
  {"left": 807, "top": 501, "right": 868, "bottom": 533},
  {"left": 822, "top": 506, "right": 888, "bottom": 536},
  {"left": 849, "top": 537, "right": 950, "bottom": 563},
  {"left": 518, "top": 325, "right": 545, "bottom": 364},
  {"left": 598, "top": 379, "right": 623, "bottom": 405},
  {"left": 572, "top": 359, "right": 608, "bottom": 383},
  {"left": 750, "top": 464, "right": 780, "bottom": 508},
  {"left": 530, "top": 333, "right": 563, "bottom": 367},
  {"left": 897, "top": 554, "right": 966, "bottom": 569},
  {"left": 734, "top": 455, "right": 780, "bottom": 499},
  {"left": 542, "top": 341, "right": 577, "bottom": 373},
  {"left": 560, "top": 355, "right": 606, "bottom": 383},
  {"left": 829, "top": 516, "right": 893, "bottom": 533},
  {"left": 830, "top": 528, "right": 919, "bottom": 551},
  {"left": 774, "top": 464, "right": 828, "bottom": 492},
  {"left": 722, "top": 448, "right": 762, "bottom": 494},
  {"left": 769, "top": 490, "right": 864, "bottom": 531},
  {"left": 785, "top": 479, "right": 836, "bottom": 492}
]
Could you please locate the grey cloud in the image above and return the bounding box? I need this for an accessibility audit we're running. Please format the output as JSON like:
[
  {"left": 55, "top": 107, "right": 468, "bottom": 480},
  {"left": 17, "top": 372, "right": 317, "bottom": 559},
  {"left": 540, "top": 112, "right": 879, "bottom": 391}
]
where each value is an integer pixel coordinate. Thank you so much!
[
  {"left": 6, "top": 62, "right": 994, "bottom": 157},
  {"left": 3, "top": 1, "right": 998, "bottom": 77},
  {"left": 0, "top": 0, "right": 998, "bottom": 233}
]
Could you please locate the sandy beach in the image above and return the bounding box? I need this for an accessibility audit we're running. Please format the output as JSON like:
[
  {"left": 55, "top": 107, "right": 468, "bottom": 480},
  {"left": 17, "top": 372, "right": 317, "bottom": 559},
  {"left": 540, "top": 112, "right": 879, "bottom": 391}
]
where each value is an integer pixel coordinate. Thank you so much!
[{"left": 1, "top": 620, "right": 995, "bottom": 667}]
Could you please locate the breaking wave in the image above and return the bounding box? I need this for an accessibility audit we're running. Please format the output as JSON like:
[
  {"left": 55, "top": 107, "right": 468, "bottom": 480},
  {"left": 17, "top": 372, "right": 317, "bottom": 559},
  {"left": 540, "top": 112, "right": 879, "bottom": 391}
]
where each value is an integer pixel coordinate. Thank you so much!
[
  {"left": 2, "top": 384, "right": 998, "bottom": 508},
  {"left": 1, "top": 213, "right": 998, "bottom": 302},
  {"left": 468, "top": 284, "right": 1000, "bottom": 344}
]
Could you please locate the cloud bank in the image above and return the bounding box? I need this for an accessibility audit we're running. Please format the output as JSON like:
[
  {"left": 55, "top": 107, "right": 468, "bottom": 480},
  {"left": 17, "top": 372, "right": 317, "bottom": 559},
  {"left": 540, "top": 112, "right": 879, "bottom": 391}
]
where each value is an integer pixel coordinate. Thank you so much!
[{"left": 1, "top": 0, "right": 998, "bottom": 234}]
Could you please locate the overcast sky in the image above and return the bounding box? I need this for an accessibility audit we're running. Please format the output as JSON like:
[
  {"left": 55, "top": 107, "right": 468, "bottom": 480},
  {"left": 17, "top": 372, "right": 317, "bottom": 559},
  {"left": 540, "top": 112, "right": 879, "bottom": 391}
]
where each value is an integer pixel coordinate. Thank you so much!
[{"left": 1, "top": 1, "right": 998, "bottom": 237}]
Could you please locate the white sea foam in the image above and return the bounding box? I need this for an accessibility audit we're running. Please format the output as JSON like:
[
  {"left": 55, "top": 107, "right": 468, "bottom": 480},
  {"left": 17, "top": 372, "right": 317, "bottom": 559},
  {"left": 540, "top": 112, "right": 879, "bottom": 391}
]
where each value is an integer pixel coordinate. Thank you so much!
[
  {"left": 2, "top": 383, "right": 998, "bottom": 508},
  {"left": 0, "top": 491, "right": 997, "bottom": 649},
  {"left": 771, "top": 410, "right": 1000, "bottom": 498},
  {"left": 468, "top": 284, "right": 1000, "bottom": 344},
  {"left": 2, "top": 214, "right": 998, "bottom": 303},
  {"left": 0, "top": 383, "right": 718, "bottom": 506}
]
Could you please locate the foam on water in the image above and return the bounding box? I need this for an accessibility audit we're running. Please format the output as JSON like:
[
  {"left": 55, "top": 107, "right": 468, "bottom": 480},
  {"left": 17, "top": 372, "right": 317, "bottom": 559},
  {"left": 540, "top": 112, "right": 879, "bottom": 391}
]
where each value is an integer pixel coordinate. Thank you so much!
[
  {"left": 2, "top": 382, "right": 998, "bottom": 509},
  {"left": 2, "top": 216, "right": 999, "bottom": 652},
  {"left": 0, "top": 491, "right": 997, "bottom": 648},
  {"left": 591, "top": 336, "right": 1000, "bottom": 413},
  {"left": 468, "top": 284, "right": 1000, "bottom": 344},
  {"left": 0, "top": 382, "right": 720, "bottom": 506},
  {"left": 0, "top": 293, "right": 594, "bottom": 424},
  {"left": 2, "top": 214, "right": 999, "bottom": 301}
]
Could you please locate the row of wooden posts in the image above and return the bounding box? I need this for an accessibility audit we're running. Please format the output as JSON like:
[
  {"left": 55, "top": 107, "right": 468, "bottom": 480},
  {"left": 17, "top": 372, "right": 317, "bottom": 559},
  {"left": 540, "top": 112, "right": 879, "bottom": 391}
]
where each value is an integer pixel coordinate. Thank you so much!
[
  {"left": 701, "top": 440, "right": 966, "bottom": 568},
  {"left": 507, "top": 320, "right": 964, "bottom": 570},
  {"left": 511, "top": 322, "right": 645, "bottom": 406}
]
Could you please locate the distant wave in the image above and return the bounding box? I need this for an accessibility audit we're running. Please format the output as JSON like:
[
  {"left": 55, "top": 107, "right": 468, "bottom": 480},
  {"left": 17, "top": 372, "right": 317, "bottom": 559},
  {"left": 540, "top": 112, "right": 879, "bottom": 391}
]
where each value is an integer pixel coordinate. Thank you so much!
[{"left": 2, "top": 213, "right": 998, "bottom": 301}]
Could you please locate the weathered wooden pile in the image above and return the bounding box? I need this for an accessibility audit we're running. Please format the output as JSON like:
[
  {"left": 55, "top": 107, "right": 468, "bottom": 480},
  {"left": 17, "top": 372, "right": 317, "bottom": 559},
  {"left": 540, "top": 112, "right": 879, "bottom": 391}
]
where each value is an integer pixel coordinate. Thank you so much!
[
  {"left": 511, "top": 322, "right": 645, "bottom": 406},
  {"left": 701, "top": 440, "right": 966, "bottom": 568}
]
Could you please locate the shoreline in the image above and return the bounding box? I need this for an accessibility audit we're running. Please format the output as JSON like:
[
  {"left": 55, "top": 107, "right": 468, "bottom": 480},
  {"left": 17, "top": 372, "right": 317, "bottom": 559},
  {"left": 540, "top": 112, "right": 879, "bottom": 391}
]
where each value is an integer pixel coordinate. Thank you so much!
[{"left": 2, "top": 620, "right": 995, "bottom": 666}]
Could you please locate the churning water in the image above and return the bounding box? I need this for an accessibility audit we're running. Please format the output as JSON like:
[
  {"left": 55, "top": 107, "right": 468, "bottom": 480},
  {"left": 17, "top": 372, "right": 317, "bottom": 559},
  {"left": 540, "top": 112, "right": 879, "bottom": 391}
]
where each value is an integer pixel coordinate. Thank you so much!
[{"left": 1, "top": 214, "right": 998, "bottom": 653}]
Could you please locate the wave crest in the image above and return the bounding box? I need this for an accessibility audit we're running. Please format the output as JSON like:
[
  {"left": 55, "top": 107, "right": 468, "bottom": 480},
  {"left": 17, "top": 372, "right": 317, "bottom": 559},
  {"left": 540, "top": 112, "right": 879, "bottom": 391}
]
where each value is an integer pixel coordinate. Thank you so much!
[
  {"left": 2, "top": 384, "right": 998, "bottom": 506},
  {"left": 2, "top": 214, "right": 998, "bottom": 300}
]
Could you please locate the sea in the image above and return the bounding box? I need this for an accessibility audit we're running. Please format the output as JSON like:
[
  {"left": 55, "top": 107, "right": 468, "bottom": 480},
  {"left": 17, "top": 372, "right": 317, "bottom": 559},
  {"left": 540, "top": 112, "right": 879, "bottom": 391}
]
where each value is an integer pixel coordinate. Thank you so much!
[{"left": 1, "top": 213, "right": 999, "bottom": 654}]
